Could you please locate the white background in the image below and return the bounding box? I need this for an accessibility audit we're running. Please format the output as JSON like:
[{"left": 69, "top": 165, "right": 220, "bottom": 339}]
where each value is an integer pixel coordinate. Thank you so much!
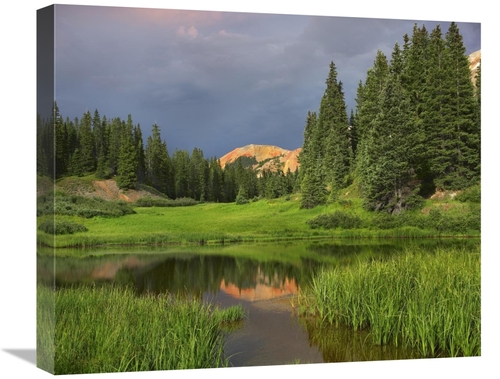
[{"left": 0, "top": 1, "right": 496, "bottom": 378}]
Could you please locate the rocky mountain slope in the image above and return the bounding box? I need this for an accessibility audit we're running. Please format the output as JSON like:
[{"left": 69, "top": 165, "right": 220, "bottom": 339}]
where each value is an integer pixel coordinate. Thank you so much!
[
  {"left": 219, "top": 144, "right": 301, "bottom": 175},
  {"left": 469, "top": 49, "right": 481, "bottom": 85}
]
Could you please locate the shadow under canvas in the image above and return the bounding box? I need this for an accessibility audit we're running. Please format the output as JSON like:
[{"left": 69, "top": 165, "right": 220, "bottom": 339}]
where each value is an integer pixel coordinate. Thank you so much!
[{"left": 3, "top": 349, "right": 37, "bottom": 366}]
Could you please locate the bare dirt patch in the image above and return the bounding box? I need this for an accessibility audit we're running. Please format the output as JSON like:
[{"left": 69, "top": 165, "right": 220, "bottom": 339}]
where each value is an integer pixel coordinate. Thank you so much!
[{"left": 92, "top": 180, "right": 164, "bottom": 202}]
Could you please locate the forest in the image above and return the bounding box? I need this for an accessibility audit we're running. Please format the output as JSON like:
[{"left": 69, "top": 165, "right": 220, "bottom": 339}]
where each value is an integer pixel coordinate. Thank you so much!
[
  {"left": 37, "top": 22, "right": 480, "bottom": 214},
  {"left": 300, "top": 22, "right": 481, "bottom": 213}
]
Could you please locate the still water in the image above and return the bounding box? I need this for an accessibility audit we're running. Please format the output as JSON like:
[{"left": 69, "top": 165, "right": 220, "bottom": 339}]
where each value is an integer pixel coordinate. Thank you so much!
[{"left": 37, "top": 238, "right": 478, "bottom": 366}]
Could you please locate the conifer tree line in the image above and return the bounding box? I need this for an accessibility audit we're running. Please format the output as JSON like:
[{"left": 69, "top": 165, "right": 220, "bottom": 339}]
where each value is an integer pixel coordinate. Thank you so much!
[
  {"left": 299, "top": 22, "right": 481, "bottom": 213},
  {"left": 37, "top": 105, "right": 299, "bottom": 203}
]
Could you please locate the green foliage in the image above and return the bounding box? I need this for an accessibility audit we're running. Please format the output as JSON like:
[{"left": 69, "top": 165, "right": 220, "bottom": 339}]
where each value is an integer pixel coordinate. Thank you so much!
[
  {"left": 145, "top": 123, "right": 173, "bottom": 196},
  {"left": 117, "top": 115, "right": 138, "bottom": 190},
  {"left": 47, "top": 285, "right": 243, "bottom": 374},
  {"left": 306, "top": 211, "right": 363, "bottom": 230},
  {"left": 225, "top": 155, "right": 258, "bottom": 169},
  {"left": 235, "top": 186, "right": 249, "bottom": 205},
  {"left": 426, "top": 206, "right": 480, "bottom": 234},
  {"left": 37, "top": 192, "right": 136, "bottom": 218},
  {"left": 299, "top": 246, "right": 481, "bottom": 357},
  {"left": 38, "top": 219, "right": 88, "bottom": 235},
  {"left": 455, "top": 185, "right": 481, "bottom": 203},
  {"left": 79, "top": 111, "right": 96, "bottom": 173},
  {"left": 135, "top": 197, "right": 198, "bottom": 207}
]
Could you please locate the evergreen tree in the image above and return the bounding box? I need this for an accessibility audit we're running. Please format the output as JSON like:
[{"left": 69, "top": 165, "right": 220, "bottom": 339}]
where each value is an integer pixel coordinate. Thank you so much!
[
  {"left": 356, "top": 50, "right": 389, "bottom": 140},
  {"left": 430, "top": 22, "right": 479, "bottom": 189},
  {"left": 79, "top": 111, "right": 95, "bottom": 173},
  {"left": 71, "top": 148, "right": 83, "bottom": 177},
  {"left": 145, "top": 123, "right": 172, "bottom": 196},
  {"left": 207, "top": 157, "right": 224, "bottom": 202},
  {"left": 95, "top": 115, "right": 109, "bottom": 179},
  {"left": 299, "top": 109, "right": 327, "bottom": 208},
  {"left": 116, "top": 115, "right": 138, "bottom": 189},
  {"left": 320, "top": 69, "right": 352, "bottom": 195},
  {"left": 189, "top": 147, "right": 208, "bottom": 201},
  {"left": 298, "top": 111, "right": 318, "bottom": 182},
  {"left": 134, "top": 124, "right": 146, "bottom": 184},
  {"left": 222, "top": 165, "right": 237, "bottom": 202},
  {"left": 349, "top": 109, "right": 358, "bottom": 159},
  {"left": 419, "top": 24, "right": 447, "bottom": 196},
  {"left": 37, "top": 114, "right": 49, "bottom": 176},
  {"left": 172, "top": 149, "right": 190, "bottom": 198},
  {"left": 54, "top": 102, "right": 69, "bottom": 178},
  {"left": 402, "top": 23, "right": 429, "bottom": 119},
  {"left": 360, "top": 74, "right": 423, "bottom": 213},
  {"left": 106, "top": 117, "right": 123, "bottom": 176},
  {"left": 390, "top": 41, "right": 405, "bottom": 76},
  {"left": 354, "top": 51, "right": 389, "bottom": 176},
  {"left": 300, "top": 155, "right": 327, "bottom": 209}
]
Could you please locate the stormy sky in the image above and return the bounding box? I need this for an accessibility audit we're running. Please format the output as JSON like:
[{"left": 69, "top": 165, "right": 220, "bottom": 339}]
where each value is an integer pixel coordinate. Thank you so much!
[{"left": 53, "top": 4, "right": 481, "bottom": 159}]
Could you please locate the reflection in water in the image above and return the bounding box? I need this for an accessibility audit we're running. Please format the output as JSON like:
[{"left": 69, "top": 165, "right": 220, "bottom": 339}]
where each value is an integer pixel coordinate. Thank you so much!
[
  {"left": 37, "top": 239, "right": 479, "bottom": 366},
  {"left": 301, "top": 317, "right": 421, "bottom": 363},
  {"left": 219, "top": 267, "right": 298, "bottom": 301},
  {"left": 41, "top": 252, "right": 316, "bottom": 300}
]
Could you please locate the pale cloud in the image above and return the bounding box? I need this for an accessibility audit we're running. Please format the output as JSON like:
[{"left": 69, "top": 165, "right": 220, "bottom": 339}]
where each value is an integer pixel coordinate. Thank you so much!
[{"left": 176, "top": 25, "right": 199, "bottom": 38}]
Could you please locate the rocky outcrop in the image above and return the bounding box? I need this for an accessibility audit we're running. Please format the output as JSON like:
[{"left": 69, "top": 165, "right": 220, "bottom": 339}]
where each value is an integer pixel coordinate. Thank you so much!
[
  {"left": 469, "top": 49, "right": 481, "bottom": 85},
  {"left": 219, "top": 144, "right": 301, "bottom": 174}
]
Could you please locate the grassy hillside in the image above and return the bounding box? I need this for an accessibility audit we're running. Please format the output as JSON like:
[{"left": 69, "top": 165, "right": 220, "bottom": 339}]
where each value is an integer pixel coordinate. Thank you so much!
[{"left": 36, "top": 177, "right": 480, "bottom": 248}]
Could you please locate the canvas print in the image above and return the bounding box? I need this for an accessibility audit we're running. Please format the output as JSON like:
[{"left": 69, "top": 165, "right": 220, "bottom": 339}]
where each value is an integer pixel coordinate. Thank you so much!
[{"left": 36, "top": 4, "right": 481, "bottom": 375}]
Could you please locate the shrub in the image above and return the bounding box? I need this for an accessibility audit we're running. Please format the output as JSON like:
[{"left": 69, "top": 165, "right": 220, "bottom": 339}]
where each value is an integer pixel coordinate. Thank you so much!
[
  {"left": 426, "top": 207, "right": 480, "bottom": 234},
  {"left": 235, "top": 187, "right": 249, "bottom": 205},
  {"left": 455, "top": 185, "right": 481, "bottom": 203},
  {"left": 307, "top": 211, "right": 363, "bottom": 230},
  {"left": 135, "top": 197, "right": 198, "bottom": 207},
  {"left": 38, "top": 220, "right": 88, "bottom": 235},
  {"left": 38, "top": 193, "right": 136, "bottom": 218}
]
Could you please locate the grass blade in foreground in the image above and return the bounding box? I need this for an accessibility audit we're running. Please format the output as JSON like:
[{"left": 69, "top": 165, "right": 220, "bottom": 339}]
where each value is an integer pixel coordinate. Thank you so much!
[
  {"left": 43, "top": 285, "right": 244, "bottom": 374},
  {"left": 299, "top": 246, "right": 480, "bottom": 358}
]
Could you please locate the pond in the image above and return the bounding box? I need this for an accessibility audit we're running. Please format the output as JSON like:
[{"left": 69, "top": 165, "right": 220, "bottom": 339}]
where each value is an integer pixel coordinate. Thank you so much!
[{"left": 37, "top": 238, "right": 479, "bottom": 367}]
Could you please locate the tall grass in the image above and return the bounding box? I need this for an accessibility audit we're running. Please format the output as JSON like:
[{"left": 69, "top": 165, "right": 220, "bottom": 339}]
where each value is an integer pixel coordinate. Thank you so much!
[
  {"left": 37, "top": 284, "right": 55, "bottom": 373},
  {"left": 298, "top": 245, "right": 480, "bottom": 358},
  {"left": 42, "top": 285, "right": 244, "bottom": 374}
]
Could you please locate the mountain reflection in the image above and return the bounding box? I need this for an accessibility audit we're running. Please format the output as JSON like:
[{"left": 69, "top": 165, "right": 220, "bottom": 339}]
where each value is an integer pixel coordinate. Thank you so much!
[{"left": 43, "top": 253, "right": 315, "bottom": 299}]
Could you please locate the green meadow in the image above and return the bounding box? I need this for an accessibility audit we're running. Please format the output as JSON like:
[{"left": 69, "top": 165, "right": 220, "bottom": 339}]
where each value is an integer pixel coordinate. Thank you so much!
[{"left": 37, "top": 191, "right": 480, "bottom": 249}]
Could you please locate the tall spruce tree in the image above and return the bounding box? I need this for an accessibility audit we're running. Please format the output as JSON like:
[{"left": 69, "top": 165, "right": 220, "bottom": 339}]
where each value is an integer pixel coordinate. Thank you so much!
[
  {"left": 298, "top": 111, "right": 317, "bottom": 182},
  {"left": 360, "top": 74, "right": 422, "bottom": 213},
  {"left": 116, "top": 115, "right": 138, "bottom": 189},
  {"left": 172, "top": 149, "right": 191, "bottom": 198},
  {"left": 207, "top": 157, "right": 224, "bottom": 202},
  {"left": 419, "top": 25, "right": 447, "bottom": 196},
  {"left": 402, "top": 23, "right": 429, "bottom": 120},
  {"left": 134, "top": 124, "right": 146, "bottom": 184},
  {"left": 189, "top": 147, "right": 208, "bottom": 201},
  {"left": 349, "top": 109, "right": 358, "bottom": 159},
  {"left": 320, "top": 70, "right": 352, "bottom": 195},
  {"left": 95, "top": 115, "right": 109, "bottom": 179},
  {"left": 79, "top": 111, "right": 95, "bottom": 173},
  {"left": 145, "top": 123, "right": 172, "bottom": 196},
  {"left": 429, "top": 22, "right": 479, "bottom": 189},
  {"left": 299, "top": 111, "right": 327, "bottom": 208},
  {"left": 354, "top": 51, "right": 389, "bottom": 177},
  {"left": 106, "top": 117, "right": 123, "bottom": 176},
  {"left": 54, "top": 102, "right": 69, "bottom": 178},
  {"left": 300, "top": 155, "right": 327, "bottom": 209}
]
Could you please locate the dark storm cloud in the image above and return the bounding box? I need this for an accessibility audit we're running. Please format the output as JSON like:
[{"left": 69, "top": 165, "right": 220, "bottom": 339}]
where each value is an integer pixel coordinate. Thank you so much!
[{"left": 54, "top": 5, "right": 480, "bottom": 159}]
